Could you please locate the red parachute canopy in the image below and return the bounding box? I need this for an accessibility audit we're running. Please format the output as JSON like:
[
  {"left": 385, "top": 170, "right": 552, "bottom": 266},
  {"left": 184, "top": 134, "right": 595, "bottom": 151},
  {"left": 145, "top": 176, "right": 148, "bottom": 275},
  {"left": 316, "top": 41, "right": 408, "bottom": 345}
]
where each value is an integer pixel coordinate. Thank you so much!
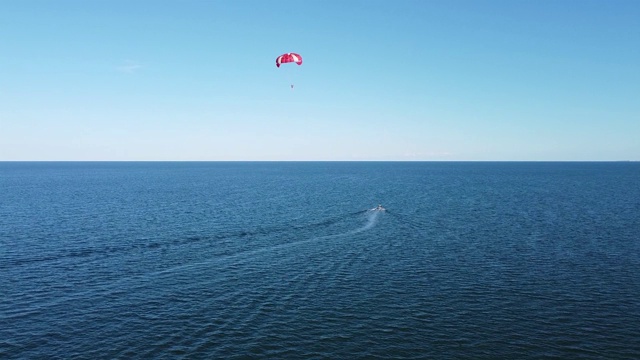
[{"left": 276, "top": 53, "right": 302, "bottom": 68}]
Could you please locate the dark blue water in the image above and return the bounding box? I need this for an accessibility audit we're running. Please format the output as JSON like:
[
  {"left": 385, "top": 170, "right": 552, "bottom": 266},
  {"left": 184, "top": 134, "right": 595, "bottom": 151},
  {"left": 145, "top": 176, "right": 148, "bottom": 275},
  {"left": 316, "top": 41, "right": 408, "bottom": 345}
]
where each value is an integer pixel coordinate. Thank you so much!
[{"left": 1, "top": 162, "right": 639, "bottom": 359}]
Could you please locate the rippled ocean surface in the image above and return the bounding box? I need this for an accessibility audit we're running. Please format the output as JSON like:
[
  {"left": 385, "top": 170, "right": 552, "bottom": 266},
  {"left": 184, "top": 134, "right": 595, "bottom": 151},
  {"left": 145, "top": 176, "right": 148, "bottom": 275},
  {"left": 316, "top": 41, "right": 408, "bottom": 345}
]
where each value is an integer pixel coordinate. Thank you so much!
[{"left": 1, "top": 162, "right": 639, "bottom": 359}]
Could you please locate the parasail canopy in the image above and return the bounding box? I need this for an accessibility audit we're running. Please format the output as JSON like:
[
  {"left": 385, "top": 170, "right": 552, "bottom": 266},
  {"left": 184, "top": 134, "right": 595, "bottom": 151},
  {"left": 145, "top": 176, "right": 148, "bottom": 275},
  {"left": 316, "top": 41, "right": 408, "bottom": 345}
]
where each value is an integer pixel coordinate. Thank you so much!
[{"left": 276, "top": 53, "right": 303, "bottom": 68}]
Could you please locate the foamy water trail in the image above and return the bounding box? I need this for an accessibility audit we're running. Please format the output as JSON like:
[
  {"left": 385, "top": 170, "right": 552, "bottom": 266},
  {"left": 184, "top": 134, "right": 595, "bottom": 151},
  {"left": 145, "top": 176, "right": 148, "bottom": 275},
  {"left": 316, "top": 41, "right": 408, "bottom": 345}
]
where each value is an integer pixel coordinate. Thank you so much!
[
  {"left": 23, "top": 209, "right": 383, "bottom": 311},
  {"left": 186, "top": 209, "right": 379, "bottom": 268},
  {"left": 346, "top": 210, "right": 380, "bottom": 235}
]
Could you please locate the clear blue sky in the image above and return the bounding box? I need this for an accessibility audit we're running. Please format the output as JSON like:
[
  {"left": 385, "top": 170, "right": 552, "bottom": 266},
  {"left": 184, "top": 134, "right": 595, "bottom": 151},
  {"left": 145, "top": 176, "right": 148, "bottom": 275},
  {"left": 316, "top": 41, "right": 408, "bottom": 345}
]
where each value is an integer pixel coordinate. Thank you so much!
[{"left": 1, "top": 0, "right": 639, "bottom": 161}]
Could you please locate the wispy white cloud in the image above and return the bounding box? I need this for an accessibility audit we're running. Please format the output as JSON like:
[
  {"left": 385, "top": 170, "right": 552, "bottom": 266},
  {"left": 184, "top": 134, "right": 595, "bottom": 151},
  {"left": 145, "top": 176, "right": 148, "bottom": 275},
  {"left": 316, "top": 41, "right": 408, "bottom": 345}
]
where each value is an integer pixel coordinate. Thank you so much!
[{"left": 117, "top": 60, "right": 142, "bottom": 74}]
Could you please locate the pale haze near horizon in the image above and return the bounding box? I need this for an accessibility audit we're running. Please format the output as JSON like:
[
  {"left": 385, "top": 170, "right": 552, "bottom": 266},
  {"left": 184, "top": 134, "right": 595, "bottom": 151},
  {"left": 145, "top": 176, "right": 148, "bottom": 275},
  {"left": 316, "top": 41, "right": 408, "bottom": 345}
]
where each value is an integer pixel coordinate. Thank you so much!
[{"left": 1, "top": 0, "right": 639, "bottom": 161}]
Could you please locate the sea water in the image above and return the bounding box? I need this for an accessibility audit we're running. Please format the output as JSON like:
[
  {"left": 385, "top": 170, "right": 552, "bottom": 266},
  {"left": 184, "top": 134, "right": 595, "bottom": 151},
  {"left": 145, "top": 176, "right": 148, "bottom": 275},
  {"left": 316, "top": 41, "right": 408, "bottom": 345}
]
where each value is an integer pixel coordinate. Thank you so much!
[{"left": 1, "top": 162, "right": 639, "bottom": 359}]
